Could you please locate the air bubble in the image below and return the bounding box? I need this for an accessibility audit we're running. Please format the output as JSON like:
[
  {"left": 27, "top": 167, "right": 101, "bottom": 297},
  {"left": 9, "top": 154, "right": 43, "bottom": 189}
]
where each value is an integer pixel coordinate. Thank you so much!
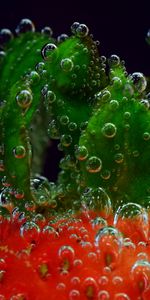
[
  {"left": 33, "top": 214, "right": 46, "bottom": 225},
  {"left": 112, "top": 276, "right": 123, "bottom": 285},
  {"left": 60, "top": 134, "right": 72, "bottom": 147},
  {"left": 13, "top": 145, "right": 26, "bottom": 159},
  {"left": 114, "top": 203, "right": 149, "bottom": 241},
  {"left": 98, "top": 276, "right": 109, "bottom": 286},
  {"left": 60, "top": 58, "right": 74, "bottom": 72},
  {"left": 114, "top": 153, "right": 124, "bottom": 164},
  {"left": 96, "top": 90, "right": 111, "bottom": 102},
  {"left": 0, "top": 28, "right": 13, "bottom": 45},
  {"left": 46, "top": 90, "right": 56, "bottom": 104},
  {"left": 109, "top": 100, "right": 119, "bottom": 111},
  {"left": 43, "top": 225, "right": 58, "bottom": 237},
  {"left": 71, "top": 22, "right": 80, "bottom": 34},
  {"left": 41, "top": 84, "right": 48, "bottom": 97},
  {"left": 57, "top": 34, "right": 68, "bottom": 43},
  {"left": 95, "top": 226, "right": 123, "bottom": 248},
  {"left": 73, "top": 259, "right": 83, "bottom": 268},
  {"left": 48, "top": 120, "right": 60, "bottom": 139},
  {"left": 25, "top": 201, "right": 36, "bottom": 213},
  {"left": 131, "top": 72, "right": 147, "bottom": 93},
  {"left": 112, "top": 77, "right": 122, "bottom": 89},
  {"left": 131, "top": 260, "right": 150, "bottom": 291},
  {"left": 81, "top": 187, "right": 111, "bottom": 217},
  {"left": 86, "top": 156, "right": 102, "bottom": 173},
  {"left": 60, "top": 115, "right": 69, "bottom": 125},
  {"left": 35, "top": 62, "right": 46, "bottom": 74},
  {"left": 41, "top": 26, "right": 53, "bottom": 37},
  {"left": 20, "top": 221, "right": 40, "bottom": 243},
  {"left": 137, "top": 252, "right": 148, "bottom": 260},
  {"left": 124, "top": 238, "right": 136, "bottom": 249},
  {"left": 75, "top": 145, "right": 88, "bottom": 161},
  {"left": 58, "top": 245, "right": 75, "bottom": 271},
  {"left": 80, "top": 121, "right": 88, "bottom": 131},
  {"left": 41, "top": 43, "right": 57, "bottom": 61},
  {"left": 98, "top": 290, "right": 110, "bottom": 299},
  {"left": 11, "top": 207, "right": 20, "bottom": 219},
  {"left": 141, "top": 99, "right": 150, "bottom": 109},
  {"left": 69, "top": 289, "right": 80, "bottom": 299},
  {"left": 87, "top": 252, "right": 97, "bottom": 262},
  {"left": 58, "top": 245, "right": 75, "bottom": 259},
  {"left": 102, "top": 123, "right": 117, "bottom": 138},
  {"left": 68, "top": 122, "right": 77, "bottom": 131},
  {"left": 2, "top": 176, "right": 11, "bottom": 187},
  {"left": 83, "top": 277, "right": 98, "bottom": 298},
  {"left": 91, "top": 217, "right": 107, "bottom": 230},
  {"left": 76, "top": 24, "right": 89, "bottom": 37},
  {"left": 15, "top": 19, "right": 35, "bottom": 35},
  {"left": 16, "top": 90, "right": 32, "bottom": 109},
  {"left": 95, "top": 227, "right": 123, "bottom": 268},
  {"left": 28, "top": 71, "right": 40, "bottom": 84},
  {"left": 124, "top": 111, "right": 131, "bottom": 120},
  {"left": 56, "top": 282, "right": 66, "bottom": 290},
  {"left": 0, "top": 188, "right": 11, "bottom": 205},
  {"left": 101, "top": 169, "right": 111, "bottom": 180},
  {"left": 143, "top": 132, "right": 150, "bottom": 141},
  {"left": 109, "top": 54, "right": 120, "bottom": 67},
  {"left": 132, "top": 150, "right": 139, "bottom": 157}
]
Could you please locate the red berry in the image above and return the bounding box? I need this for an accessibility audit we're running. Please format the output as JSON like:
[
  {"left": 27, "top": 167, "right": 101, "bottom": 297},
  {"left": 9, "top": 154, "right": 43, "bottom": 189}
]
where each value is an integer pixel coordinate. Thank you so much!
[{"left": 0, "top": 211, "right": 150, "bottom": 299}]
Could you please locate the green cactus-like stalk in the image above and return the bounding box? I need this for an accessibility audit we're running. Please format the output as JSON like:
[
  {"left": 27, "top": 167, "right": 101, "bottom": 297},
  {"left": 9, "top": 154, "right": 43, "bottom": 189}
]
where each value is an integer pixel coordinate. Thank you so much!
[{"left": 0, "top": 20, "right": 149, "bottom": 216}]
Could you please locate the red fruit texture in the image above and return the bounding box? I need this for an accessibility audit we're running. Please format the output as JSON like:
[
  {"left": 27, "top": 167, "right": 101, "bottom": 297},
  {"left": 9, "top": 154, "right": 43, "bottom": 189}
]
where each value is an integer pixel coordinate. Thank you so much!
[{"left": 0, "top": 210, "right": 150, "bottom": 300}]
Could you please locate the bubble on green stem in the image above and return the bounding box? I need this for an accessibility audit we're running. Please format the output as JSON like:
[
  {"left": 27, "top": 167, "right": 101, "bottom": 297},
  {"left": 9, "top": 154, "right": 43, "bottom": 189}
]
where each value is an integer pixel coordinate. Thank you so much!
[
  {"left": 16, "top": 90, "right": 32, "bottom": 109},
  {"left": 102, "top": 123, "right": 117, "bottom": 138},
  {"left": 13, "top": 146, "right": 26, "bottom": 159},
  {"left": 41, "top": 43, "right": 57, "bottom": 61}
]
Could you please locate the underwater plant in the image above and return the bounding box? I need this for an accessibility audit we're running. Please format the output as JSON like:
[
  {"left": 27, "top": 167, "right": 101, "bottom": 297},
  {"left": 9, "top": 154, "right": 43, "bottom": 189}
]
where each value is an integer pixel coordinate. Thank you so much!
[{"left": 0, "top": 18, "right": 150, "bottom": 299}]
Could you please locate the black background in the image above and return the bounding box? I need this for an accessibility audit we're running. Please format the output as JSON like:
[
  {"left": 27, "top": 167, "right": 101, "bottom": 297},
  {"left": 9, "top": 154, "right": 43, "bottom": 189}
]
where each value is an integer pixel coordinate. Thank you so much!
[{"left": 0, "top": 0, "right": 150, "bottom": 181}]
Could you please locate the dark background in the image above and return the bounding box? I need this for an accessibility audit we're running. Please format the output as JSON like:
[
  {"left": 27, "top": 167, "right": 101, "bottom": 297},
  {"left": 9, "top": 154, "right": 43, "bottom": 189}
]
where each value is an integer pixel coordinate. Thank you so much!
[{"left": 0, "top": 0, "right": 149, "bottom": 181}]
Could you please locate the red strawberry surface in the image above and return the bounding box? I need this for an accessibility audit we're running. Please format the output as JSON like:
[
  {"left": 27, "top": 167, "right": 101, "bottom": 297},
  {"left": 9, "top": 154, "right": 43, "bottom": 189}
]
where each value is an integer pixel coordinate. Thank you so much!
[{"left": 0, "top": 210, "right": 150, "bottom": 300}]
